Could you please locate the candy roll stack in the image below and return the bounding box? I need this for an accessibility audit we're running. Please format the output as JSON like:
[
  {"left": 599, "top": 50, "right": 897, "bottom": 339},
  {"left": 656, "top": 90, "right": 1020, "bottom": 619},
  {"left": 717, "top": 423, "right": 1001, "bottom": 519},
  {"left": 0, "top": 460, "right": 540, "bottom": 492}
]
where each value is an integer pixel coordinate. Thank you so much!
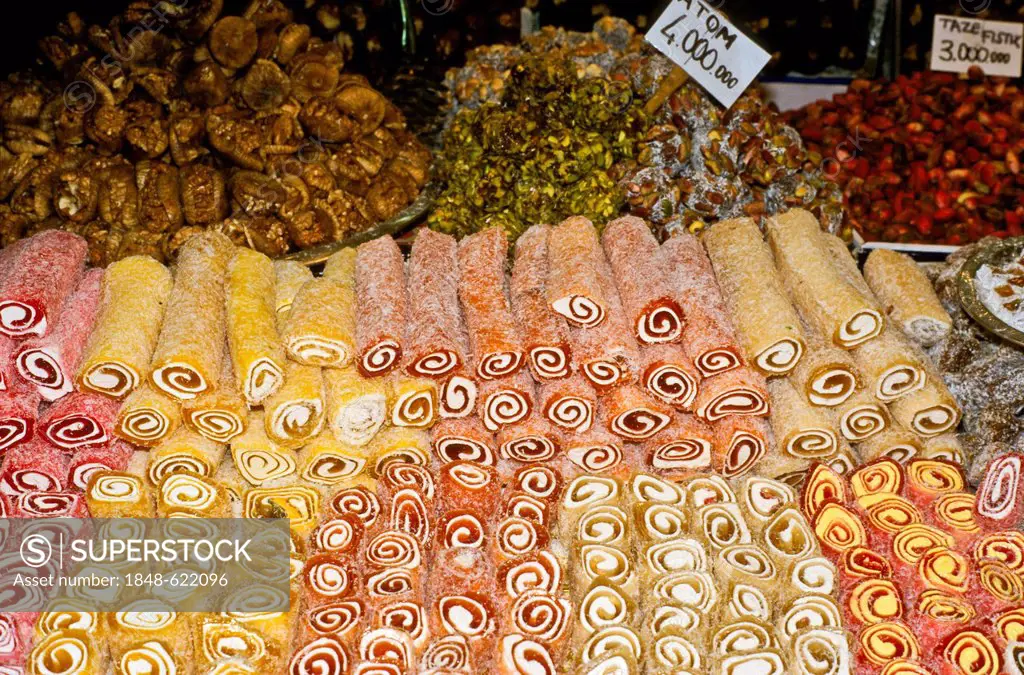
[
  {"left": 114, "top": 382, "right": 182, "bottom": 448},
  {"left": 405, "top": 228, "right": 468, "bottom": 380},
  {"left": 355, "top": 236, "right": 407, "bottom": 378},
  {"left": 494, "top": 466, "right": 568, "bottom": 673},
  {"left": 282, "top": 249, "right": 357, "bottom": 368},
  {"left": 180, "top": 348, "right": 248, "bottom": 444},
  {"left": 562, "top": 474, "right": 637, "bottom": 670},
  {"left": 226, "top": 248, "right": 287, "bottom": 405},
  {"left": 0, "top": 374, "right": 40, "bottom": 454}
]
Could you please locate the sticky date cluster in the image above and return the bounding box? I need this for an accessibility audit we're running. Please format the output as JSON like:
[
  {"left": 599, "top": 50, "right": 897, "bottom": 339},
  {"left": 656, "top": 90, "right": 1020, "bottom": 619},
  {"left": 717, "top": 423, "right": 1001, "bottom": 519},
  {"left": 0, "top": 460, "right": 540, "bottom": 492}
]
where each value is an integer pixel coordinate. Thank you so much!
[{"left": 0, "top": 0, "right": 431, "bottom": 264}]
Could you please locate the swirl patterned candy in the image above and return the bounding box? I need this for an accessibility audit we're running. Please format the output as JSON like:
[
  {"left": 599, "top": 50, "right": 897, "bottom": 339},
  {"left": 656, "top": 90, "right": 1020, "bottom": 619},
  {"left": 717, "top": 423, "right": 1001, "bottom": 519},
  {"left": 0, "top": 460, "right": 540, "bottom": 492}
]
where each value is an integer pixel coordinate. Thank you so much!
[
  {"left": 388, "top": 376, "right": 438, "bottom": 429},
  {"left": 377, "top": 601, "right": 429, "bottom": 652},
  {"left": 791, "top": 629, "right": 851, "bottom": 675},
  {"left": 421, "top": 635, "right": 472, "bottom": 671},
  {"left": 499, "top": 551, "right": 562, "bottom": 600},
  {"left": 497, "top": 413, "right": 560, "bottom": 464},
  {"left": 436, "top": 509, "right": 485, "bottom": 550},
  {"left": 891, "top": 524, "right": 954, "bottom": 566},
  {"left": 574, "top": 506, "right": 629, "bottom": 550},
  {"left": 640, "top": 344, "right": 700, "bottom": 411},
  {"left": 711, "top": 620, "right": 774, "bottom": 655},
  {"left": 851, "top": 458, "right": 905, "bottom": 498},
  {"left": 713, "top": 415, "right": 769, "bottom": 479},
  {"left": 583, "top": 625, "right": 642, "bottom": 665},
  {"left": 779, "top": 594, "right": 843, "bottom": 642},
  {"left": 509, "top": 591, "right": 571, "bottom": 647},
  {"left": 478, "top": 372, "right": 533, "bottom": 433},
  {"left": 539, "top": 375, "right": 595, "bottom": 434},
  {"left": 264, "top": 362, "right": 326, "bottom": 449},
  {"left": 694, "top": 367, "right": 769, "bottom": 423},
  {"left": 496, "top": 517, "right": 547, "bottom": 561},
  {"left": 836, "top": 388, "right": 890, "bottom": 442},
  {"left": 602, "top": 384, "right": 671, "bottom": 441},
  {"left": 26, "top": 630, "right": 97, "bottom": 675},
  {"left": 289, "top": 636, "right": 349, "bottom": 675},
  {"left": 39, "top": 392, "right": 118, "bottom": 451},
  {"left": 498, "top": 634, "right": 556, "bottom": 675},
  {"left": 281, "top": 252, "right": 358, "bottom": 368},
  {"left": 297, "top": 430, "right": 367, "bottom": 486},
  {"left": 714, "top": 650, "right": 787, "bottom": 675},
  {"left": 812, "top": 503, "right": 866, "bottom": 556},
  {"left": 432, "top": 418, "right": 495, "bottom": 466},
  {"left": 546, "top": 217, "right": 608, "bottom": 330},
  {"left": 115, "top": 383, "right": 182, "bottom": 447},
  {"left": 790, "top": 557, "right": 838, "bottom": 597},
  {"left": 916, "top": 589, "right": 975, "bottom": 624},
  {"left": 942, "top": 630, "right": 1000, "bottom": 675},
  {"left": 324, "top": 366, "right": 387, "bottom": 448},
  {"left": 328, "top": 485, "right": 380, "bottom": 527},
  {"left": 801, "top": 464, "right": 847, "bottom": 521},
  {"left": 643, "top": 414, "right": 713, "bottom": 472},
  {"left": 564, "top": 432, "right": 624, "bottom": 475},
  {"left": 313, "top": 515, "right": 364, "bottom": 556},
  {"left": 438, "top": 370, "right": 478, "bottom": 420},
  {"left": 698, "top": 503, "right": 752, "bottom": 551},
  {"left": 847, "top": 579, "right": 903, "bottom": 626},
  {"left": 231, "top": 414, "right": 297, "bottom": 485},
  {"left": 975, "top": 453, "right": 1024, "bottom": 530},
  {"left": 13, "top": 491, "right": 88, "bottom": 518}
]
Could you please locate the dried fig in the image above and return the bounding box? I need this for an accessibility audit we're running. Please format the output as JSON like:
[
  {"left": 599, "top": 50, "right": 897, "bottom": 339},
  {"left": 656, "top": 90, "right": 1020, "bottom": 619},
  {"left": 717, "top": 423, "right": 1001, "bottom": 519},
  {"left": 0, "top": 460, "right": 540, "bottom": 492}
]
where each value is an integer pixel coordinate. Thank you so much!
[
  {"left": 180, "top": 163, "right": 228, "bottom": 225},
  {"left": 85, "top": 105, "right": 128, "bottom": 154},
  {"left": 242, "top": 0, "right": 293, "bottom": 30},
  {"left": 209, "top": 16, "right": 258, "bottom": 69},
  {"left": 184, "top": 62, "right": 230, "bottom": 107},
  {"left": 0, "top": 152, "right": 38, "bottom": 201},
  {"left": 229, "top": 170, "right": 285, "bottom": 216},
  {"left": 117, "top": 228, "right": 165, "bottom": 262},
  {"left": 168, "top": 112, "right": 209, "bottom": 166},
  {"left": 53, "top": 168, "right": 99, "bottom": 222},
  {"left": 137, "top": 161, "right": 183, "bottom": 233},
  {"left": 131, "top": 67, "right": 178, "bottom": 105},
  {"left": 1, "top": 86, "right": 45, "bottom": 126},
  {"left": 180, "top": 0, "right": 224, "bottom": 40},
  {"left": 241, "top": 59, "right": 291, "bottom": 112},
  {"left": 288, "top": 52, "right": 339, "bottom": 102},
  {"left": 98, "top": 164, "right": 139, "bottom": 228},
  {"left": 125, "top": 114, "right": 169, "bottom": 159},
  {"left": 366, "top": 175, "right": 408, "bottom": 221},
  {"left": 206, "top": 109, "right": 264, "bottom": 170},
  {"left": 333, "top": 86, "right": 386, "bottom": 136},
  {"left": 276, "top": 23, "right": 310, "bottom": 65},
  {"left": 162, "top": 225, "right": 206, "bottom": 260},
  {"left": 299, "top": 97, "right": 357, "bottom": 143},
  {"left": 4, "top": 125, "right": 54, "bottom": 156},
  {"left": 284, "top": 208, "right": 328, "bottom": 249}
]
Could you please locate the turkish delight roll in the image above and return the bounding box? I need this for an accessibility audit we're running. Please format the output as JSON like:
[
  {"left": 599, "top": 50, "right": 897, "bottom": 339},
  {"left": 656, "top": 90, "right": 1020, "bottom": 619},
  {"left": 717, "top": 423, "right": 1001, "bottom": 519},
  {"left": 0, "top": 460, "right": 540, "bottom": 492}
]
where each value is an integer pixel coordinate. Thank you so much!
[
  {"left": 863, "top": 249, "right": 952, "bottom": 347},
  {"left": 298, "top": 428, "right": 368, "bottom": 486},
  {"left": 11, "top": 490, "right": 89, "bottom": 518},
  {"left": 498, "top": 412, "right": 561, "bottom": 464},
  {"left": 0, "top": 230, "right": 87, "bottom": 337},
  {"left": 852, "top": 329, "right": 926, "bottom": 402},
  {"left": 66, "top": 440, "right": 133, "bottom": 491},
  {"left": 369, "top": 428, "right": 431, "bottom": 473},
  {"left": 147, "top": 426, "right": 226, "bottom": 484},
  {"left": 571, "top": 246, "right": 640, "bottom": 391},
  {"left": 458, "top": 227, "right": 525, "bottom": 381},
  {"left": 693, "top": 367, "right": 769, "bottom": 423},
  {"left": 356, "top": 235, "right": 406, "bottom": 377},
  {"left": 405, "top": 228, "right": 467, "bottom": 378},
  {"left": 601, "top": 384, "right": 672, "bottom": 441},
  {"left": 539, "top": 374, "right": 596, "bottom": 434},
  {"left": 974, "top": 453, "right": 1024, "bottom": 531},
  {"left": 564, "top": 425, "right": 624, "bottom": 475},
  {"left": 274, "top": 260, "right": 313, "bottom": 322},
  {"left": 433, "top": 417, "right": 496, "bottom": 466},
  {"left": 389, "top": 375, "right": 438, "bottom": 429},
  {"left": 230, "top": 411, "right": 297, "bottom": 485},
  {"left": 642, "top": 414, "right": 714, "bottom": 472},
  {"left": 767, "top": 209, "right": 884, "bottom": 349},
  {"left": 85, "top": 472, "right": 154, "bottom": 527},
  {"left": 39, "top": 391, "right": 119, "bottom": 451},
  {"left": 640, "top": 343, "right": 701, "bottom": 411},
  {"left": 283, "top": 249, "right": 358, "bottom": 367},
  {"left": 149, "top": 231, "right": 234, "bottom": 400},
  {"left": 888, "top": 378, "right": 961, "bottom": 438},
  {"left": 602, "top": 216, "right": 684, "bottom": 344},
  {"left": 181, "top": 351, "right": 248, "bottom": 443},
  {"left": 0, "top": 438, "right": 67, "bottom": 495},
  {"left": 547, "top": 216, "right": 608, "bottom": 328},
  {"left": 703, "top": 217, "right": 806, "bottom": 375},
  {"left": 512, "top": 225, "right": 572, "bottom": 381},
  {"left": 921, "top": 433, "right": 965, "bottom": 464},
  {"left": 439, "top": 368, "right": 478, "bottom": 419},
  {"left": 265, "top": 362, "right": 326, "bottom": 449},
  {"left": 790, "top": 323, "right": 860, "bottom": 407},
  {"left": 325, "top": 366, "right": 387, "bottom": 447},
  {"left": 0, "top": 377, "right": 39, "bottom": 453},
  {"left": 768, "top": 378, "right": 839, "bottom": 461},
  {"left": 478, "top": 370, "right": 535, "bottom": 432},
  {"left": 77, "top": 255, "right": 174, "bottom": 399},
  {"left": 15, "top": 268, "right": 103, "bottom": 402},
  {"left": 834, "top": 387, "right": 890, "bottom": 442},
  {"left": 226, "top": 248, "right": 287, "bottom": 405},
  {"left": 114, "top": 382, "right": 181, "bottom": 447},
  {"left": 662, "top": 233, "right": 744, "bottom": 377},
  {"left": 714, "top": 415, "right": 770, "bottom": 479},
  {"left": 855, "top": 424, "right": 922, "bottom": 464}
]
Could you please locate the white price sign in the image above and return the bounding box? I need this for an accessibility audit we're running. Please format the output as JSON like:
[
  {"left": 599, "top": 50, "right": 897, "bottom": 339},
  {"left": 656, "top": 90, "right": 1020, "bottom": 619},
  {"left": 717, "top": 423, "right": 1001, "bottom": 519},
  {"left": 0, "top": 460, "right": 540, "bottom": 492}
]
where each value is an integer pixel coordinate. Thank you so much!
[
  {"left": 930, "top": 14, "right": 1023, "bottom": 78},
  {"left": 645, "top": 0, "right": 771, "bottom": 109}
]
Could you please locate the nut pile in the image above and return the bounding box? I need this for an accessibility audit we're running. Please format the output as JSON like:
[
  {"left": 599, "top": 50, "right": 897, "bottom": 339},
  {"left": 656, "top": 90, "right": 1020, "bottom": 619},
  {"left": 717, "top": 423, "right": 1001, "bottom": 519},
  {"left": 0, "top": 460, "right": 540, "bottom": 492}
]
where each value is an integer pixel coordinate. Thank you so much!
[
  {"left": 785, "top": 69, "right": 1024, "bottom": 245},
  {"left": 440, "top": 18, "right": 844, "bottom": 242},
  {"left": 0, "top": 0, "right": 431, "bottom": 264},
  {"left": 429, "top": 51, "right": 649, "bottom": 240}
]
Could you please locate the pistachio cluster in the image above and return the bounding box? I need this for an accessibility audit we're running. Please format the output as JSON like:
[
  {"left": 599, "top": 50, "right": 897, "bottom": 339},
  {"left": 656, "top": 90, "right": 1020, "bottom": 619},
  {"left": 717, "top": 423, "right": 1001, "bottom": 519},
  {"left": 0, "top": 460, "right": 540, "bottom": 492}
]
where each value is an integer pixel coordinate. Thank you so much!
[
  {"left": 430, "top": 52, "right": 649, "bottom": 240},
  {"left": 0, "top": 0, "right": 430, "bottom": 264}
]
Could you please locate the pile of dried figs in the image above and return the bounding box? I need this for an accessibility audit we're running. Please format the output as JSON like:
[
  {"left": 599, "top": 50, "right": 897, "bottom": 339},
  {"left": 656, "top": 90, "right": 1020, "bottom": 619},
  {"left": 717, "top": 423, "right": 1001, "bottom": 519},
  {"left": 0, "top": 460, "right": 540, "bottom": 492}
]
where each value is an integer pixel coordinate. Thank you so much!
[{"left": 0, "top": 0, "right": 431, "bottom": 264}]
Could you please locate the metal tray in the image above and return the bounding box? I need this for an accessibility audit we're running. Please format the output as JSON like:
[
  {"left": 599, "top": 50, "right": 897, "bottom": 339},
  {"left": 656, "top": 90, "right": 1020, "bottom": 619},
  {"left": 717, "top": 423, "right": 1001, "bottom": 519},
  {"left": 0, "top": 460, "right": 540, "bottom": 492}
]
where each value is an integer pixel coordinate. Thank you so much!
[
  {"left": 281, "top": 181, "right": 440, "bottom": 266},
  {"left": 955, "top": 236, "right": 1024, "bottom": 348}
]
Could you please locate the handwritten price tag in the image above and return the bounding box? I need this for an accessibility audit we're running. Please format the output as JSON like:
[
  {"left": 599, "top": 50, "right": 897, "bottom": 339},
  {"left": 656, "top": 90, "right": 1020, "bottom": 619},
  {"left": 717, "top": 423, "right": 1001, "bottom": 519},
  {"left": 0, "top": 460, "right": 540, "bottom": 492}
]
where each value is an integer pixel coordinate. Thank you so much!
[
  {"left": 645, "top": 0, "right": 770, "bottom": 109},
  {"left": 930, "top": 14, "right": 1023, "bottom": 78}
]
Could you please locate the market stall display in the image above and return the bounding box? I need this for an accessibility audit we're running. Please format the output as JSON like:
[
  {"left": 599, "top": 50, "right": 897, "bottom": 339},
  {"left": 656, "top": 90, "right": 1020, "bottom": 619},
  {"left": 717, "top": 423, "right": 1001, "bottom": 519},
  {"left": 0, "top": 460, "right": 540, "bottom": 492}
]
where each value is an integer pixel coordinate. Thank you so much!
[{"left": 0, "top": 1, "right": 431, "bottom": 263}]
